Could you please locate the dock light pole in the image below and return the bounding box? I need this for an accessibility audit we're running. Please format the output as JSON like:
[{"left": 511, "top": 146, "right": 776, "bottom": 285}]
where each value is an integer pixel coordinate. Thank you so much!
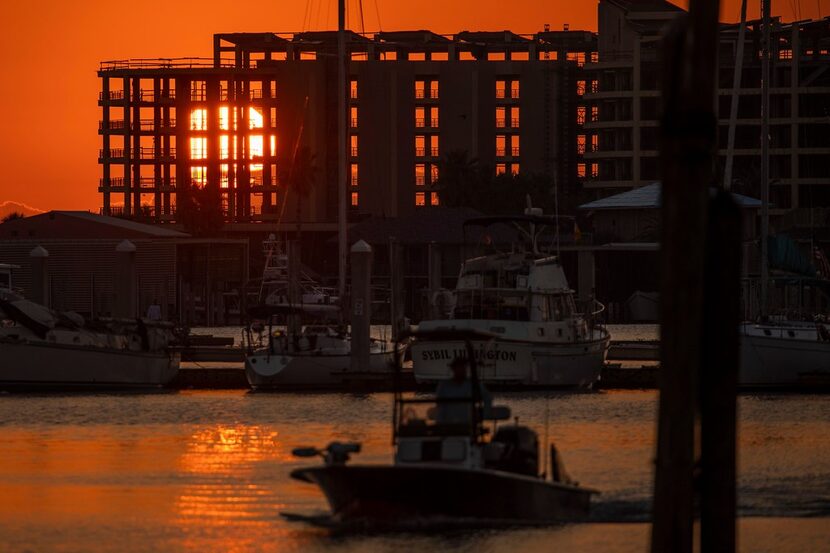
[{"left": 350, "top": 240, "right": 372, "bottom": 372}]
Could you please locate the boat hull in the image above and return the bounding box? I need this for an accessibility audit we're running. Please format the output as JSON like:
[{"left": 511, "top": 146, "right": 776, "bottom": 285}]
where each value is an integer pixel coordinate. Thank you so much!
[
  {"left": 412, "top": 337, "right": 609, "bottom": 388},
  {"left": 291, "top": 464, "right": 593, "bottom": 523},
  {"left": 740, "top": 326, "right": 830, "bottom": 388},
  {"left": 0, "top": 338, "right": 179, "bottom": 390},
  {"left": 245, "top": 350, "right": 396, "bottom": 390}
]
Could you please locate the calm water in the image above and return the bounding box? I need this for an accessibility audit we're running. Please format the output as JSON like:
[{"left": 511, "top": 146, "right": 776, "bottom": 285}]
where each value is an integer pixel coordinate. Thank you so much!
[{"left": 1, "top": 390, "right": 828, "bottom": 552}]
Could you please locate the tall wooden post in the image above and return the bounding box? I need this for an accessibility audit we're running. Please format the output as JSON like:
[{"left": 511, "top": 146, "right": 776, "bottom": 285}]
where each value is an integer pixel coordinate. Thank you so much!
[
  {"left": 700, "top": 190, "right": 741, "bottom": 553},
  {"left": 651, "top": 1, "right": 720, "bottom": 552}
]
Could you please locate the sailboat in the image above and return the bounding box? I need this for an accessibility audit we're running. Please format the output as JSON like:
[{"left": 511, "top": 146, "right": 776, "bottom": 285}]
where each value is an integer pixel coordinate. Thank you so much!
[
  {"left": 737, "top": 0, "right": 830, "bottom": 388},
  {"left": 242, "top": 1, "right": 396, "bottom": 390}
]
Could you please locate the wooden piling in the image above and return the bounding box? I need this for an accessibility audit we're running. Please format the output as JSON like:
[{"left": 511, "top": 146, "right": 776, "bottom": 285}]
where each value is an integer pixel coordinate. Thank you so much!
[
  {"left": 651, "top": 1, "right": 720, "bottom": 552},
  {"left": 700, "top": 190, "right": 741, "bottom": 553}
]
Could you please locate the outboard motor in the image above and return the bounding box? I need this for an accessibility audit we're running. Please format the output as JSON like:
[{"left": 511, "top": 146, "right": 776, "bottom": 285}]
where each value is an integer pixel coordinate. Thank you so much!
[{"left": 490, "top": 426, "right": 539, "bottom": 476}]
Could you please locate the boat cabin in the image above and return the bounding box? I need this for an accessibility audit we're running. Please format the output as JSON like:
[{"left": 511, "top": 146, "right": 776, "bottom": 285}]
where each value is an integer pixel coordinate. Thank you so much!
[{"left": 452, "top": 252, "right": 579, "bottom": 324}]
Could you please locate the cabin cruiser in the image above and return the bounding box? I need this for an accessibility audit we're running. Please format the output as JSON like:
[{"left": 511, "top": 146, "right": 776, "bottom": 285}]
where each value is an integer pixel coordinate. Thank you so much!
[
  {"left": 412, "top": 210, "right": 610, "bottom": 388},
  {"left": 285, "top": 329, "right": 597, "bottom": 528},
  {"left": 243, "top": 305, "right": 395, "bottom": 390},
  {"left": 0, "top": 287, "right": 179, "bottom": 390}
]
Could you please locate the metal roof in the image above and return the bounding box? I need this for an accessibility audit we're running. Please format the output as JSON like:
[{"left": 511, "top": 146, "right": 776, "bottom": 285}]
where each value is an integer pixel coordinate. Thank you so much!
[{"left": 579, "top": 183, "right": 762, "bottom": 211}]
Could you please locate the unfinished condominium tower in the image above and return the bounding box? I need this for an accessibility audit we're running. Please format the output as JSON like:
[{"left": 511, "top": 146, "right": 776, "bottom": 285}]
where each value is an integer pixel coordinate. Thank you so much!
[{"left": 98, "top": 30, "right": 597, "bottom": 226}]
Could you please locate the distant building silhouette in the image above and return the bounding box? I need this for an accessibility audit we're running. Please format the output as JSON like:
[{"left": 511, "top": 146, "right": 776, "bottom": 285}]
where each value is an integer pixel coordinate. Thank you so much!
[{"left": 583, "top": 0, "right": 830, "bottom": 214}]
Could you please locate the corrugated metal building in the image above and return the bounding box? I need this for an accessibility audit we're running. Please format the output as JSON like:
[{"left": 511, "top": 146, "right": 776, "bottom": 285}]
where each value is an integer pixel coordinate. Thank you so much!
[{"left": 0, "top": 212, "right": 248, "bottom": 323}]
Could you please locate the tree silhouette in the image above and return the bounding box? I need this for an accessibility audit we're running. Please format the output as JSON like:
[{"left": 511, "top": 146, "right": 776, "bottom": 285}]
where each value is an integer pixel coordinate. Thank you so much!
[
  {"left": 281, "top": 146, "right": 317, "bottom": 240},
  {"left": 1, "top": 212, "right": 25, "bottom": 223},
  {"left": 178, "top": 186, "right": 224, "bottom": 237}
]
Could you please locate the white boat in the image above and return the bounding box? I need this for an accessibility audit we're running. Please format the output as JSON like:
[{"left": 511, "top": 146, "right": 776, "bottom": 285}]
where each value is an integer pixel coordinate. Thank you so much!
[
  {"left": 0, "top": 288, "right": 179, "bottom": 390},
  {"left": 412, "top": 210, "right": 610, "bottom": 388},
  {"left": 243, "top": 303, "right": 396, "bottom": 390},
  {"left": 740, "top": 320, "right": 830, "bottom": 388},
  {"left": 244, "top": 320, "right": 395, "bottom": 390},
  {"left": 734, "top": 2, "right": 830, "bottom": 390}
]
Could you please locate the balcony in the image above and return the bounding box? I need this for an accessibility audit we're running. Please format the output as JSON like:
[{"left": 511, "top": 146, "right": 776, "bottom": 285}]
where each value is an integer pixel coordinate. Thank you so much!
[{"left": 99, "top": 148, "right": 124, "bottom": 161}]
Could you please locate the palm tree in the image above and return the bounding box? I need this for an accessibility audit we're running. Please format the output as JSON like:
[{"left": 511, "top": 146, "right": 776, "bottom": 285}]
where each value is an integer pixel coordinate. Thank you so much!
[
  {"left": 281, "top": 146, "right": 317, "bottom": 241},
  {"left": 435, "top": 149, "right": 481, "bottom": 208}
]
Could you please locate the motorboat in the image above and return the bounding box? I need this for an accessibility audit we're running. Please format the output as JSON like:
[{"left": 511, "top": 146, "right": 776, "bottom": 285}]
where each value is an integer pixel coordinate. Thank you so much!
[
  {"left": 0, "top": 287, "right": 179, "bottom": 390},
  {"left": 412, "top": 209, "right": 610, "bottom": 388},
  {"left": 285, "top": 329, "right": 597, "bottom": 529},
  {"left": 740, "top": 318, "right": 830, "bottom": 388},
  {"left": 243, "top": 305, "right": 395, "bottom": 390}
]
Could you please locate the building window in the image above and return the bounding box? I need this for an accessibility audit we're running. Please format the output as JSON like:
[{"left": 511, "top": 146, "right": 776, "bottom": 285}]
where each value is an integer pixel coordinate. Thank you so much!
[
  {"left": 350, "top": 135, "right": 358, "bottom": 157},
  {"left": 496, "top": 80, "right": 506, "bottom": 99},
  {"left": 430, "top": 192, "right": 440, "bottom": 206},
  {"left": 415, "top": 192, "right": 426, "bottom": 206},
  {"left": 430, "top": 164, "right": 439, "bottom": 183},
  {"left": 415, "top": 164, "right": 426, "bottom": 186},
  {"left": 415, "top": 80, "right": 426, "bottom": 99},
  {"left": 350, "top": 79, "right": 358, "bottom": 99},
  {"left": 577, "top": 163, "right": 587, "bottom": 178},
  {"left": 510, "top": 107, "right": 520, "bottom": 128},
  {"left": 496, "top": 163, "right": 507, "bottom": 175},
  {"left": 351, "top": 192, "right": 359, "bottom": 206},
  {"left": 415, "top": 106, "right": 425, "bottom": 128},
  {"left": 577, "top": 106, "right": 586, "bottom": 125},
  {"left": 429, "top": 135, "right": 439, "bottom": 157},
  {"left": 415, "top": 135, "right": 426, "bottom": 157},
  {"left": 496, "top": 107, "right": 506, "bottom": 128},
  {"left": 577, "top": 135, "right": 586, "bottom": 155},
  {"left": 351, "top": 164, "right": 359, "bottom": 186},
  {"left": 510, "top": 135, "right": 520, "bottom": 157},
  {"left": 350, "top": 106, "right": 358, "bottom": 128},
  {"left": 511, "top": 164, "right": 520, "bottom": 175},
  {"left": 496, "top": 135, "right": 506, "bottom": 157}
]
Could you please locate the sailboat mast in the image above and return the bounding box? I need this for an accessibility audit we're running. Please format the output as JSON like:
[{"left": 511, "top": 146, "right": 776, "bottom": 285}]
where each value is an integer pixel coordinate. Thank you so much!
[
  {"left": 337, "top": 0, "right": 348, "bottom": 304},
  {"left": 760, "top": 0, "right": 771, "bottom": 317}
]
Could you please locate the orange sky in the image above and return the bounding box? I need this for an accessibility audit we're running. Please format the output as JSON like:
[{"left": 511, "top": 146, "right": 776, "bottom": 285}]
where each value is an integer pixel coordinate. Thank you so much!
[{"left": 0, "top": 0, "right": 823, "bottom": 212}]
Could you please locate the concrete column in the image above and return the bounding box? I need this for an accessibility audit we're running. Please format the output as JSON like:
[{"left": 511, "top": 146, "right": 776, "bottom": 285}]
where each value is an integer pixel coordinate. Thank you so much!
[
  {"left": 577, "top": 249, "right": 595, "bottom": 307},
  {"left": 350, "top": 240, "right": 373, "bottom": 372},
  {"left": 29, "top": 246, "right": 49, "bottom": 307},
  {"left": 114, "top": 240, "right": 137, "bottom": 318}
]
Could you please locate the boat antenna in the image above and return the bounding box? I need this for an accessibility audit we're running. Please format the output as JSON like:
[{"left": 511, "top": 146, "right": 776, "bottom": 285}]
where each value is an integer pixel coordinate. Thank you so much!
[
  {"left": 760, "top": 0, "right": 771, "bottom": 318},
  {"left": 723, "top": 0, "right": 748, "bottom": 190},
  {"left": 542, "top": 392, "right": 550, "bottom": 479},
  {"left": 552, "top": 174, "right": 561, "bottom": 257},
  {"left": 337, "top": 0, "right": 348, "bottom": 309}
]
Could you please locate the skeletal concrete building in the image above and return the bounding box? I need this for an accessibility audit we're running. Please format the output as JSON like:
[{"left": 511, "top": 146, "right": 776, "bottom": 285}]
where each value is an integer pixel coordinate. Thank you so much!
[
  {"left": 97, "top": 30, "right": 597, "bottom": 227},
  {"left": 583, "top": 0, "right": 830, "bottom": 214}
]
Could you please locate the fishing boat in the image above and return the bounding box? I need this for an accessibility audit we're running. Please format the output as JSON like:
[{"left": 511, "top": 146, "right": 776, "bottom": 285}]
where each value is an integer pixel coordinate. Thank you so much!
[
  {"left": 285, "top": 328, "right": 597, "bottom": 528},
  {"left": 0, "top": 285, "right": 179, "bottom": 390},
  {"left": 411, "top": 208, "right": 610, "bottom": 388},
  {"left": 243, "top": 305, "right": 395, "bottom": 390}
]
